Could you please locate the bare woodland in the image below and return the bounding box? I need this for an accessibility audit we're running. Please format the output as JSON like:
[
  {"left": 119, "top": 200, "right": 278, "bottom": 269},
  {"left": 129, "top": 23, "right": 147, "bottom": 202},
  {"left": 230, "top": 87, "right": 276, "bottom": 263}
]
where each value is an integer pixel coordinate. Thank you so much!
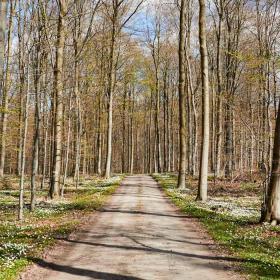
[{"left": 0, "top": 0, "right": 279, "bottom": 226}]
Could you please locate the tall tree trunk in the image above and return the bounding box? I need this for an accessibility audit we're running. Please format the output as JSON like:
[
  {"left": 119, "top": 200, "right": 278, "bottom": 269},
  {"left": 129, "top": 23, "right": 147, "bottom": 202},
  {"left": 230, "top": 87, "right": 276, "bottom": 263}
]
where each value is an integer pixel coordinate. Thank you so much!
[
  {"left": 262, "top": 101, "right": 280, "bottom": 225},
  {"left": 49, "top": 0, "right": 66, "bottom": 198},
  {"left": 97, "top": 93, "right": 103, "bottom": 175},
  {"left": 16, "top": 2, "right": 24, "bottom": 176},
  {"left": 104, "top": 8, "right": 117, "bottom": 179},
  {"left": 0, "top": 1, "right": 6, "bottom": 86},
  {"left": 61, "top": 93, "right": 72, "bottom": 196},
  {"left": 30, "top": 53, "right": 40, "bottom": 211},
  {"left": 74, "top": 95, "right": 82, "bottom": 188},
  {"left": 148, "top": 91, "right": 153, "bottom": 173},
  {"left": 19, "top": 59, "right": 30, "bottom": 221},
  {"left": 177, "top": 0, "right": 187, "bottom": 189},
  {"left": 121, "top": 87, "right": 127, "bottom": 173},
  {"left": 129, "top": 88, "right": 134, "bottom": 174},
  {"left": 155, "top": 82, "right": 161, "bottom": 173},
  {"left": 197, "top": 0, "right": 210, "bottom": 202},
  {"left": 0, "top": 0, "right": 13, "bottom": 177},
  {"left": 215, "top": 0, "right": 224, "bottom": 177}
]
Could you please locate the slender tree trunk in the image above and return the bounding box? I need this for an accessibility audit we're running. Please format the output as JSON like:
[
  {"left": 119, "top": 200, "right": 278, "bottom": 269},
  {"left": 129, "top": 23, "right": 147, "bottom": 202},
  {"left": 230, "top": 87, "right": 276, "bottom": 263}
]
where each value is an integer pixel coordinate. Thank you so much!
[
  {"left": 19, "top": 59, "right": 30, "bottom": 221},
  {"left": 129, "top": 88, "right": 134, "bottom": 174},
  {"left": 74, "top": 95, "right": 82, "bottom": 188},
  {"left": 148, "top": 91, "right": 153, "bottom": 173},
  {"left": 73, "top": 51, "right": 82, "bottom": 187},
  {"left": 197, "top": 0, "right": 210, "bottom": 202},
  {"left": 0, "top": 0, "right": 13, "bottom": 177},
  {"left": 177, "top": 0, "right": 187, "bottom": 189},
  {"left": 104, "top": 10, "right": 117, "bottom": 179},
  {"left": 49, "top": 0, "right": 66, "bottom": 198},
  {"left": 0, "top": 0, "right": 6, "bottom": 88},
  {"left": 61, "top": 93, "right": 72, "bottom": 196},
  {"left": 97, "top": 93, "right": 103, "bottom": 175},
  {"left": 155, "top": 85, "right": 161, "bottom": 173},
  {"left": 121, "top": 87, "right": 127, "bottom": 173},
  {"left": 30, "top": 56, "right": 41, "bottom": 211},
  {"left": 41, "top": 95, "right": 49, "bottom": 190},
  {"left": 215, "top": 0, "right": 224, "bottom": 177},
  {"left": 16, "top": 3, "right": 24, "bottom": 176}
]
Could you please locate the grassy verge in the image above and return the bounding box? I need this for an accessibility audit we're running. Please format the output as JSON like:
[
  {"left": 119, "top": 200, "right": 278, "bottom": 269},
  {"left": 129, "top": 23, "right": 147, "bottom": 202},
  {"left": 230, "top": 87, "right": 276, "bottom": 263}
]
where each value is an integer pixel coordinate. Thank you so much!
[
  {"left": 152, "top": 173, "right": 280, "bottom": 280},
  {"left": 0, "top": 175, "right": 123, "bottom": 280}
]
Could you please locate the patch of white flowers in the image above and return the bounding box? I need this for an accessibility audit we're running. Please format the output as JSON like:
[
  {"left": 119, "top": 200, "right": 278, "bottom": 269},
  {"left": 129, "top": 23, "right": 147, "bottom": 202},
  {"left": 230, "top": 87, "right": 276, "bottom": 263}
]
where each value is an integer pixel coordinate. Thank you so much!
[
  {"left": 205, "top": 199, "right": 260, "bottom": 218},
  {"left": 34, "top": 207, "right": 59, "bottom": 218},
  {"left": 0, "top": 242, "right": 31, "bottom": 268},
  {"left": 96, "top": 176, "right": 121, "bottom": 188},
  {"left": 164, "top": 173, "right": 261, "bottom": 219}
]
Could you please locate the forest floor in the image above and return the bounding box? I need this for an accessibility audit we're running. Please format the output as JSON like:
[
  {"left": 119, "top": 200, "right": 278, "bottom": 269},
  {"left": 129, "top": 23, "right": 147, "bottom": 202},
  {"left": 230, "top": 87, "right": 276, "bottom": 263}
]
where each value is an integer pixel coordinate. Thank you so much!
[
  {"left": 0, "top": 175, "right": 122, "bottom": 280},
  {"left": 20, "top": 175, "right": 240, "bottom": 280},
  {"left": 153, "top": 173, "right": 280, "bottom": 280}
]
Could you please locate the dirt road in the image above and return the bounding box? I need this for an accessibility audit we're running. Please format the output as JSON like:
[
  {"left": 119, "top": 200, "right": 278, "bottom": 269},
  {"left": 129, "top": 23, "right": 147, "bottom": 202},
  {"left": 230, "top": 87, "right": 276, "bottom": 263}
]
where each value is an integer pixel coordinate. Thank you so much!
[{"left": 21, "top": 175, "right": 241, "bottom": 280}]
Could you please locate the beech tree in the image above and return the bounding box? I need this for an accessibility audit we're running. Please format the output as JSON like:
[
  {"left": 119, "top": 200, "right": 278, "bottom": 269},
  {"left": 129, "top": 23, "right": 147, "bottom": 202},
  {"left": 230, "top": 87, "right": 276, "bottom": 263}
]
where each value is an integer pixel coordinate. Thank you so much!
[
  {"left": 0, "top": 0, "right": 14, "bottom": 177},
  {"left": 262, "top": 102, "right": 280, "bottom": 225},
  {"left": 177, "top": 0, "right": 187, "bottom": 189},
  {"left": 197, "top": 0, "right": 210, "bottom": 201},
  {"left": 49, "top": 0, "right": 67, "bottom": 198}
]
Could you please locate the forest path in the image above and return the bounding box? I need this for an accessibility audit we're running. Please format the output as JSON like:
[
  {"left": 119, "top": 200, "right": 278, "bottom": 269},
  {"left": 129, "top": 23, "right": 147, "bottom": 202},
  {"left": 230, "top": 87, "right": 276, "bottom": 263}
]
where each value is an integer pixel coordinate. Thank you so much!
[{"left": 21, "top": 175, "right": 241, "bottom": 280}]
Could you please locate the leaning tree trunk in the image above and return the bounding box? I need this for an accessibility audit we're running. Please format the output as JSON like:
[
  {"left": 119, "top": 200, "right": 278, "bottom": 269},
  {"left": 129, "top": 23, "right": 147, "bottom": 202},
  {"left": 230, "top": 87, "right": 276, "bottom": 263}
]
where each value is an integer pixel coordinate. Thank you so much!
[
  {"left": 262, "top": 101, "right": 280, "bottom": 225},
  {"left": 197, "top": 0, "right": 210, "bottom": 202},
  {"left": 49, "top": 0, "right": 66, "bottom": 198},
  {"left": 177, "top": 0, "right": 187, "bottom": 189}
]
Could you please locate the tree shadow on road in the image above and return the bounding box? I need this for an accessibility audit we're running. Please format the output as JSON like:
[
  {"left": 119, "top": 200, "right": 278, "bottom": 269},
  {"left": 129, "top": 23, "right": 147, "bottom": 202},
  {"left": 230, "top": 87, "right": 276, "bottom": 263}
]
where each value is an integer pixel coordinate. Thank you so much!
[
  {"left": 61, "top": 238, "right": 243, "bottom": 263},
  {"left": 100, "top": 208, "right": 190, "bottom": 219},
  {"left": 29, "top": 258, "right": 145, "bottom": 280}
]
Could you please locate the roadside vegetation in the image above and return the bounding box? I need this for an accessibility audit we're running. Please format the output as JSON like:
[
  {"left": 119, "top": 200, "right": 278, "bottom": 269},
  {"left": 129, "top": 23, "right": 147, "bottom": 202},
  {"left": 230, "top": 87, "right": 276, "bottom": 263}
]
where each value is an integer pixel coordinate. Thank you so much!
[
  {"left": 0, "top": 175, "right": 122, "bottom": 280},
  {"left": 153, "top": 173, "right": 280, "bottom": 280}
]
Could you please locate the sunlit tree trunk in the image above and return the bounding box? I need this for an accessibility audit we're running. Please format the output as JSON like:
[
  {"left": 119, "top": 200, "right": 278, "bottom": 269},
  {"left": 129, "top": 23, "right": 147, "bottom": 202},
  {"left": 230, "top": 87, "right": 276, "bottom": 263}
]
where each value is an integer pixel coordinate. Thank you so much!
[
  {"left": 214, "top": 0, "right": 224, "bottom": 178},
  {"left": 19, "top": 57, "right": 30, "bottom": 221},
  {"left": 31, "top": 45, "right": 41, "bottom": 211},
  {"left": 49, "top": 0, "right": 66, "bottom": 198},
  {"left": 0, "top": 0, "right": 13, "bottom": 177},
  {"left": 262, "top": 101, "right": 280, "bottom": 225},
  {"left": 129, "top": 87, "right": 134, "bottom": 174},
  {"left": 61, "top": 93, "right": 72, "bottom": 196},
  {"left": 197, "top": 0, "right": 210, "bottom": 202},
  {"left": 104, "top": 5, "right": 117, "bottom": 179},
  {"left": 177, "top": 0, "right": 187, "bottom": 189}
]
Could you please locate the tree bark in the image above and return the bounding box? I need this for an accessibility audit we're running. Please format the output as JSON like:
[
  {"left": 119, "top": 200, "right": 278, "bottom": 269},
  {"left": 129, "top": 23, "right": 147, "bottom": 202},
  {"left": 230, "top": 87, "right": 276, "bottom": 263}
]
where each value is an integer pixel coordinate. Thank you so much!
[
  {"left": 197, "top": 0, "right": 210, "bottom": 202},
  {"left": 49, "top": 0, "right": 66, "bottom": 198},
  {"left": 30, "top": 50, "right": 41, "bottom": 211},
  {"left": 262, "top": 100, "right": 280, "bottom": 224},
  {"left": 104, "top": 5, "right": 117, "bottom": 179},
  {"left": 0, "top": 0, "right": 13, "bottom": 177},
  {"left": 177, "top": 0, "right": 187, "bottom": 189},
  {"left": 19, "top": 56, "right": 30, "bottom": 221}
]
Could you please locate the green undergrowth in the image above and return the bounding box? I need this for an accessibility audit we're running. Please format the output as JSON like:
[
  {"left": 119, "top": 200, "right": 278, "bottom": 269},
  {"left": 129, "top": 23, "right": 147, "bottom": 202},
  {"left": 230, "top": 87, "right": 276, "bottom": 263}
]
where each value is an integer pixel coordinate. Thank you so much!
[
  {"left": 153, "top": 173, "right": 280, "bottom": 280},
  {"left": 0, "top": 175, "right": 123, "bottom": 280}
]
